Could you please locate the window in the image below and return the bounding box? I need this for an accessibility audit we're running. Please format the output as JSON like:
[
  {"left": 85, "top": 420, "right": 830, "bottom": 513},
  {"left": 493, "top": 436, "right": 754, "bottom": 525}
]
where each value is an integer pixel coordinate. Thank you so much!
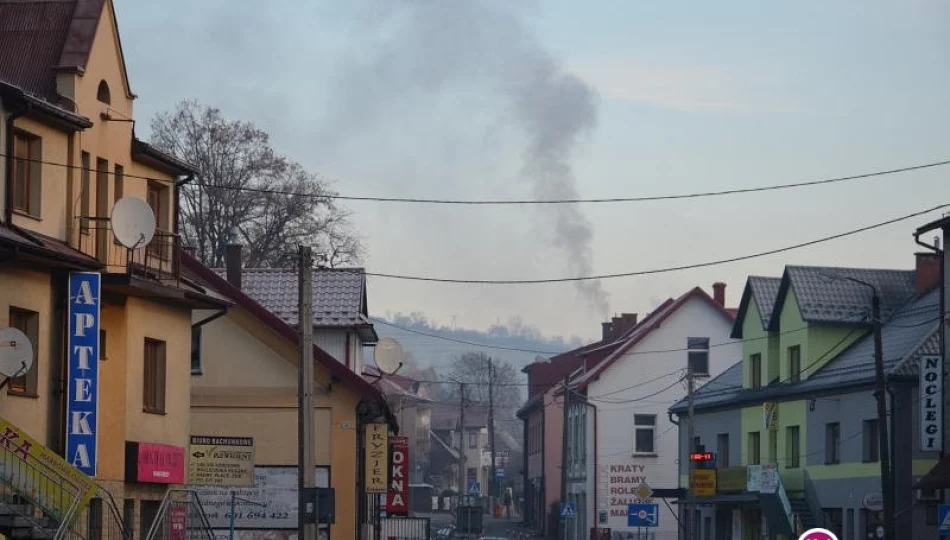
[
  {"left": 468, "top": 431, "right": 478, "bottom": 449},
  {"left": 703, "top": 516, "right": 712, "bottom": 540},
  {"left": 825, "top": 422, "right": 840, "bottom": 464},
  {"left": 847, "top": 509, "right": 854, "bottom": 539},
  {"left": 769, "top": 430, "right": 777, "bottom": 462},
  {"left": 687, "top": 337, "right": 710, "bottom": 377},
  {"left": 8, "top": 307, "right": 39, "bottom": 396},
  {"left": 99, "top": 330, "right": 107, "bottom": 360},
  {"left": 788, "top": 345, "right": 801, "bottom": 382},
  {"left": 823, "top": 508, "right": 843, "bottom": 538},
  {"left": 143, "top": 338, "right": 166, "bottom": 414},
  {"left": 717, "top": 433, "right": 730, "bottom": 467},
  {"left": 80, "top": 152, "right": 91, "bottom": 233},
  {"left": 191, "top": 326, "right": 202, "bottom": 374},
  {"left": 927, "top": 504, "right": 938, "bottom": 526},
  {"left": 750, "top": 353, "right": 762, "bottom": 389},
  {"left": 634, "top": 414, "right": 656, "bottom": 454},
  {"left": 692, "top": 436, "right": 701, "bottom": 453},
  {"left": 466, "top": 467, "right": 477, "bottom": 483},
  {"left": 87, "top": 497, "right": 103, "bottom": 540},
  {"left": 123, "top": 499, "right": 135, "bottom": 540},
  {"left": 114, "top": 165, "right": 124, "bottom": 203},
  {"left": 13, "top": 131, "right": 41, "bottom": 216},
  {"left": 97, "top": 80, "right": 111, "bottom": 104},
  {"left": 748, "top": 432, "right": 760, "bottom": 465},
  {"left": 786, "top": 426, "right": 800, "bottom": 468},
  {"left": 863, "top": 419, "right": 880, "bottom": 462},
  {"left": 139, "top": 500, "right": 159, "bottom": 540},
  {"left": 146, "top": 182, "right": 169, "bottom": 230}
]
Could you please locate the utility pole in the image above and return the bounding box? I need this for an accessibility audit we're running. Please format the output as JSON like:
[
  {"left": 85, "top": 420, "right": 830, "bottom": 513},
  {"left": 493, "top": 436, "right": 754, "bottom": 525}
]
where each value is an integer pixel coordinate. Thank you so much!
[
  {"left": 685, "top": 362, "right": 695, "bottom": 540},
  {"left": 297, "top": 246, "right": 316, "bottom": 540},
  {"left": 488, "top": 358, "right": 497, "bottom": 503},
  {"left": 560, "top": 376, "right": 570, "bottom": 540},
  {"left": 459, "top": 382, "right": 467, "bottom": 497},
  {"left": 871, "top": 293, "right": 895, "bottom": 540}
]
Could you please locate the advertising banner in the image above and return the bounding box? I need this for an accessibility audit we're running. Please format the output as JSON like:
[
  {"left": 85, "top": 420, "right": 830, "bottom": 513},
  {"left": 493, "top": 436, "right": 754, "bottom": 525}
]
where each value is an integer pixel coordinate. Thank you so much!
[
  {"left": 126, "top": 442, "right": 185, "bottom": 484},
  {"left": 386, "top": 437, "right": 409, "bottom": 516},
  {"left": 66, "top": 271, "right": 101, "bottom": 477},
  {"left": 188, "top": 436, "right": 255, "bottom": 486}
]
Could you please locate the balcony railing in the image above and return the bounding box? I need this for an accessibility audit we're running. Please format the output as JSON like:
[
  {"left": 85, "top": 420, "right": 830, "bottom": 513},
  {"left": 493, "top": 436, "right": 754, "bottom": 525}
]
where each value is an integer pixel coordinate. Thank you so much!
[{"left": 75, "top": 217, "right": 180, "bottom": 285}]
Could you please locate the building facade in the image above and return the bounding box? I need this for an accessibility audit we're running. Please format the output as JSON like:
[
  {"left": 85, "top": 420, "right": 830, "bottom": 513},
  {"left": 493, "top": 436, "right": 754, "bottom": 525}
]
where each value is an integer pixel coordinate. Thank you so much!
[
  {"left": 0, "top": 0, "right": 226, "bottom": 537},
  {"left": 670, "top": 255, "right": 942, "bottom": 540}
]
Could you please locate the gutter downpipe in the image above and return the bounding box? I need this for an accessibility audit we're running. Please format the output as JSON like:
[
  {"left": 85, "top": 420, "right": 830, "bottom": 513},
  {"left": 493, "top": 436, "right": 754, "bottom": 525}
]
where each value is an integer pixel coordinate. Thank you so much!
[
  {"left": 174, "top": 174, "right": 194, "bottom": 277},
  {"left": 3, "top": 101, "right": 28, "bottom": 224}
]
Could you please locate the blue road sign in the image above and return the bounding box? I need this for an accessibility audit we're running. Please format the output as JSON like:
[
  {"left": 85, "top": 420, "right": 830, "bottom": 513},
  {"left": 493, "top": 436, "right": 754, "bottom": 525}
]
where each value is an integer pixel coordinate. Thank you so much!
[
  {"left": 495, "top": 468, "right": 505, "bottom": 478},
  {"left": 467, "top": 481, "right": 481, "bottom": 495},
  {"left": 939, "top": 505, "right": 950, "bottom": 535},
  {"left": 560, "top": 502, "right": 576, "bottom": 518},
  {"left": 627, "top": 504, "right": 659, "bottom": 528}
]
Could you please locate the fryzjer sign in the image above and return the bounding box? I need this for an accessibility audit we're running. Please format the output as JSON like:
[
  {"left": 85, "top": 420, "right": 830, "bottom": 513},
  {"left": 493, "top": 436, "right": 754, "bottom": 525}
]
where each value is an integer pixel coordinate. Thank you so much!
[
  {"left": 189, "top": 436, "right": 255, "bottom": 486},
  {"left": 386, "top": 437, "right": 409, "bottom": 516},
  {"left": 66, "top": 272, "right": 101, "bottom": 477},
  {"left": 365, "top": 423, "right": 388, "bottom": 493},
  {"left": 920, "top": 355, "right": 943, "bottom": 451}
]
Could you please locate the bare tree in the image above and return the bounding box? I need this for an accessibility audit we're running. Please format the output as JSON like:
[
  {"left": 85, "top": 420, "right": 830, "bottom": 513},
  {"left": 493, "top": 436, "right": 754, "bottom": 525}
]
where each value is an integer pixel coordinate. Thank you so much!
[
  {"left": 445, "top": 352, "right": 523, "bottom": 420},
  {"left": 150, "top": 100, "right": 363, "bottom": 267}
]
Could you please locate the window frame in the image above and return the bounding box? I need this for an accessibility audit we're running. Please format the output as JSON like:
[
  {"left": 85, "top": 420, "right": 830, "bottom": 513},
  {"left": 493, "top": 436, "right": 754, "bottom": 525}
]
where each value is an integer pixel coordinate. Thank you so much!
[
  {"left": 191, "top": 326, "right": 202, "bottom": 374},
  {"left": 80, "top": 152, "right": 91, "bottom": 234},
  {"left": 863, "top": 419, "right": 880, "bottom": 462},
  {"left": 468, "top": 430, "right": 478, "bottom": 449},
  {"left": 143, "top": 338, "right": 166, "bottom": 414},
  {"left": 825, "top": 422, "right": 840, "bottom": 465},
  {"left": 750, "top": 353, "right": 762, "bottom": 389},
  {"left": 717, "top": 433, "right": 730, "bottom": 468},
  {"left": 633, "top": 414, "right": 657, "bottom": 455},
  {"left": 13, "top": 130, "right": 42, "bottom": 217},
  {"left": 687, "top": 337, "right": 710, "bottom": 377},
  {"left": 7, "top": 307, "right": 39, "bottom": 397},
  {"left": 748, "top": 431, "right": 761, "bottom": 465},
  {"left": 786, "top": 425, "right": 800, "bottom": 468},
  {"left": 788, "top": 345, "right": 801, "bottom": 383}
]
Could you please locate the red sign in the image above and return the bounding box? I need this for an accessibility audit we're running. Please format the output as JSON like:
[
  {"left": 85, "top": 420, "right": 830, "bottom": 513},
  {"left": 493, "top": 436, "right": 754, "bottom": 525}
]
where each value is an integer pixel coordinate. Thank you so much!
[
  {"left": 136, "top": 442, "right": 185, "bottom": 484},
  {"left": 387, "top": 437, "right": 409, "bottom": 516},
  {"left": 169, "top": 505, "right": 187, "bottom": 540},
  {"left": 689, "top": 452, "right": 714, "bottom": 462}
]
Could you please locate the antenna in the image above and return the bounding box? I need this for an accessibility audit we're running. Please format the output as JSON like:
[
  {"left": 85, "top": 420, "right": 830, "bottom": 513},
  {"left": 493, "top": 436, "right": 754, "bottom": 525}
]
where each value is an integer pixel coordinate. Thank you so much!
[
  {"left": 0, "top": 328, "right": 33, "bottom": 379},
  {"left": 111, "top": 197, "right": 156, "bottom": 249},
  {"left": 374, "top": 337, "right": 406, "bottom": 375}
]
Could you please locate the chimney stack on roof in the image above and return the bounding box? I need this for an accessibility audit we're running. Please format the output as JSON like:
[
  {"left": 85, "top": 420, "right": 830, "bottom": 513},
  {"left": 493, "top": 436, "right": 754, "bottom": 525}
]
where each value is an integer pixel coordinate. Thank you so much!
[
  {"left": 915, "top": 252, "right": 940, "bottom": 294},
  {"left": 713, "top": 282, "right": 727, "bottom": 306},
  {"left": 226, "top": 243, "right": 243, "bottom": 290},
  {"left": 601, "top": 321, "right": 613, "bottom": 341}
]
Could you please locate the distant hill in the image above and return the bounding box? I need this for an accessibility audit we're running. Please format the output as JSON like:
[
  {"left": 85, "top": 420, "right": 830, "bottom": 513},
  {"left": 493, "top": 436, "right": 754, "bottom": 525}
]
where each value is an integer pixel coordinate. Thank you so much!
[{"left": 367, "top": 313, "right": 584, "bottom": 373}]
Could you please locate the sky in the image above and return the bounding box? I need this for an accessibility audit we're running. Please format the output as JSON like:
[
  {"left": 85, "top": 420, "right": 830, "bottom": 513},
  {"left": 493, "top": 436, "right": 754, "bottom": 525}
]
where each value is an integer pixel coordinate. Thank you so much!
[{"left": 116, "top": 0, "right": 950, "bottom": 342}]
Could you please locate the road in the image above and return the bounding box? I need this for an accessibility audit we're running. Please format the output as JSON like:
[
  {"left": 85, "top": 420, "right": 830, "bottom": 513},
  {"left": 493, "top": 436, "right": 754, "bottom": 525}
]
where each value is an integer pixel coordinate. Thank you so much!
[{"left": 424, "top": 512, "right": 526, "bottom": 538}]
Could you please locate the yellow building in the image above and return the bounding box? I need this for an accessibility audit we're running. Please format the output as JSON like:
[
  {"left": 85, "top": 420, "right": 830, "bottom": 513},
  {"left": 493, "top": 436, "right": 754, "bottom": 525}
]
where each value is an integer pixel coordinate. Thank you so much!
[
  {"left": 183, "top": 252, "right": 396, "bottom": 540},
  {"left": 0, "top": 0, "right": 227, "bottom": 538}
]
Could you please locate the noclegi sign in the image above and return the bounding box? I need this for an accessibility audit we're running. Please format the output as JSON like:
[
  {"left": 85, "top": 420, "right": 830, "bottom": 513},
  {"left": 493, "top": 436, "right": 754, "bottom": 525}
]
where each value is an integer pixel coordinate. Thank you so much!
[{"left": 920, "top": 355, "right": 943, "bottom": 452}]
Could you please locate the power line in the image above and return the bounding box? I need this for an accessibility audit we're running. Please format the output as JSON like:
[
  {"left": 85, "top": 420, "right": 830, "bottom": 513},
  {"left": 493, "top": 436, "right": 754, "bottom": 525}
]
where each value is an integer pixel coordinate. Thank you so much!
[
  {"left": 371, "top": 317, "right": 568, "bottom": 355},
  {"left": 5, "top": 152, "right": 946, "bottom": 205},
  {"left": 361, "top": 203, "right": 950, "bottom": 283}
]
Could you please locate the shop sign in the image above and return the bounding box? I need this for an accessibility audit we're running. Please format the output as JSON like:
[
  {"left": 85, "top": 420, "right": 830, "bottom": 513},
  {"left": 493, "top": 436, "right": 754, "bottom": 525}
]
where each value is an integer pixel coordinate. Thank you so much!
[
  {"left": 126, "top": 441, "right": 185, "bottom": 484},
  {"left": 188, "top": 436, "right": 255, "bottom": 487},
  {"left": 763, "top": 402, "right": 779, "bottom": 432},
  {"left": 746, "top": 463, "right": 778, "bottom": 493},
  {"left": 690, "top": 470, "right": 716, "bottom": 497},
  {"left": 920, "top": 355, "right": 943, "bottom": 451},
  {"left": 66, "top": 271, "right": 101, "bottom": 476},
  {"left": 365, "top": 423, "right": 388, "bottom": 493},
  {"left": 386, "top": 436, "right": 409, "bottom": 516},
  {"left": 601, "top": 462, "right": 650, "bottom": 520},
  {"left": 716, "top": 467, "right": 747, "bottom": 493},
  {"left": 862, "top": 492, "right": 883, "bottom": 512}
]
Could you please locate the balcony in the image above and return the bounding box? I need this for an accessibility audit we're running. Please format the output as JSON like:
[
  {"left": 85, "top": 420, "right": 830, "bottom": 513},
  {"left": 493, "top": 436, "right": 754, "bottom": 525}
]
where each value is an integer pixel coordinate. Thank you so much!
[{"left": 75, "top": 217, "right": 180, "bottom": 285}]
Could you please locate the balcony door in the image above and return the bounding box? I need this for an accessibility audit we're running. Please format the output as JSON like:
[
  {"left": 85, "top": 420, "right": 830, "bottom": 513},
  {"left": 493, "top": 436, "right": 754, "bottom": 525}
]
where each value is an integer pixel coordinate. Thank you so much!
[{"left": 95, "top": 159, "right": 109, "bottom": 262}]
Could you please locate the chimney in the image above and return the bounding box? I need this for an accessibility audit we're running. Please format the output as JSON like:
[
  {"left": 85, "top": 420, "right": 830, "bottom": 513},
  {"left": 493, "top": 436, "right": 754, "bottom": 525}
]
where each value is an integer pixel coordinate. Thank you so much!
[
  {"left": 621, "top": 313, "right": 638, "bottom": 328},
  {"left": 915, "top": 252, "right": 940, "bottom": 294},
  {"left": 601, "top": 321, "right": 614, "bottom": 341},
  {"left": 712, "top": 282, "right": 727, "bottom": 306},
  {"left": 226, "top": 244, "right": 243, "bottom": 289}
]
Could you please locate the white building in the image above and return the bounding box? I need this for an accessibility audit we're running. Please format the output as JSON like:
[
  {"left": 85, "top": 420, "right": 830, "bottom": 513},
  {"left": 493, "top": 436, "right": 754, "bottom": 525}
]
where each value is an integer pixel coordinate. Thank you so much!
[{"left": 565, "top": 284, "right": 741, "bottom": 540}]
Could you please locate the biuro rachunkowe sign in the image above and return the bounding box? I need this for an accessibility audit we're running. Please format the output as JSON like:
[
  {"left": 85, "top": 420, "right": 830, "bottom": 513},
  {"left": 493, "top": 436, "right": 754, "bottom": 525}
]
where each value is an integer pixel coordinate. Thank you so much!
[{"left": 66, "top": 272, "right": 101, "bottom": 477}]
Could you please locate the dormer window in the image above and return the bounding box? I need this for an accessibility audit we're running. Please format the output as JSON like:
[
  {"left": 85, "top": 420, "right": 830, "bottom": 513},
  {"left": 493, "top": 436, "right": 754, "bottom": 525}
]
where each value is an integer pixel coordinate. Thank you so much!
[{"left": 97, "top": 80, "right": 111, "bottom": 104}]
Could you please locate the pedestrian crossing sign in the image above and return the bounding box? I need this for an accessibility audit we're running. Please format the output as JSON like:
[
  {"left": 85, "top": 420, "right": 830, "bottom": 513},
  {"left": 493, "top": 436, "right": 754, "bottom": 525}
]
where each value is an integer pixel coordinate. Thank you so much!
[{"left": 939, "top": 505, "right": 950, "bottom": 535}]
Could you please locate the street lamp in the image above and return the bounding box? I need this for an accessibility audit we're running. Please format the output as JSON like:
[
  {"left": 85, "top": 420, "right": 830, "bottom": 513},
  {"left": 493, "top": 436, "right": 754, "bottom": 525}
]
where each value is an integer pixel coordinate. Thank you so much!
[{"left": 821, "top": 272, "right": 893, "bottom": 538}]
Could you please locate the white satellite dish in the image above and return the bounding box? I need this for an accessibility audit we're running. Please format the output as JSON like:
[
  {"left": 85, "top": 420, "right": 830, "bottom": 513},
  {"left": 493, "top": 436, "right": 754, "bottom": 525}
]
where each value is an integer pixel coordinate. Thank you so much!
[
  {"left": 111, "top": 196, "right": 156, "bottom": 249},
  {"left": 0, "top": 328, "right": 33, "bottom": 379},
  {"left": 375, "top": 337, "right": 406, "bottom": 375}
]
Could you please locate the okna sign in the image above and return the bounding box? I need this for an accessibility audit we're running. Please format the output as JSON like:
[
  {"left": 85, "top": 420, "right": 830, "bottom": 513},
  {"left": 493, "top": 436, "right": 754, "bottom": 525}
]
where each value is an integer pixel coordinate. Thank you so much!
[
  {"left": 386, "top": 436, "right": 409, "bottom": 516},
  {"left": 66, "top": 272, "right": 101, "bottom": 476}
]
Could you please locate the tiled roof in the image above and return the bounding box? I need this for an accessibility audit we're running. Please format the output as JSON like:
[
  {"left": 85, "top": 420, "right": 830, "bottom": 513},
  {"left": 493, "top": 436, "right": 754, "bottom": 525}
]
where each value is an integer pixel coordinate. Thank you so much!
[
  {"left": 215, "top": 267, "right": 370, "bottom": 329},
  {"left": 749, "top": 277, "right": 781, "bottom": 327},
  {"left": 671, "top": 288, "right": 939, "bottom": 414},
  {"left": 0, "top": 0, "right": 74, "bottom": 101},
  {"left": 769, "top": 266, "right": 917, "bottom": 329}
]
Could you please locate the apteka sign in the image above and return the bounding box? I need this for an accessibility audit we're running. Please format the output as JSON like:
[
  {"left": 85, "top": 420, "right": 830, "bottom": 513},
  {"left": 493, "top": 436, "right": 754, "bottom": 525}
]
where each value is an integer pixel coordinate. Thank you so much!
[
  {"left": 920, "top": 355, "right": 943, "bottom": 452},
  {"left": 387, "top": 436, "right": 409, "bottom": 516},
  {"left": 66, "top": 272, "right": 101, "bottom": 476}
]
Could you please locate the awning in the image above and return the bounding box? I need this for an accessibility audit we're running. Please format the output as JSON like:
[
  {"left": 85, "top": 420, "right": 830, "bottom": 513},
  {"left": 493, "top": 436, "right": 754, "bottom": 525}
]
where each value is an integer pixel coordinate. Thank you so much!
[{"left": 915, "top": 456, "right": 950, "bottom": 490}]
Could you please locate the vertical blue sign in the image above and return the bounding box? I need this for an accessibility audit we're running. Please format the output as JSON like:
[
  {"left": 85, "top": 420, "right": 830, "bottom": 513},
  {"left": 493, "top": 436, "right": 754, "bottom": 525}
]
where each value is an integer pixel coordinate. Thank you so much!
[{"left": 66, "top": 272, "right": 100, "bottom": 477}]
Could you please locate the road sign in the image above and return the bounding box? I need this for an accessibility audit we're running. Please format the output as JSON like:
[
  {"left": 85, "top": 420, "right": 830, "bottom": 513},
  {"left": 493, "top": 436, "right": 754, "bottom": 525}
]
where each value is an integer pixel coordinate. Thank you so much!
[
  {"left": 560, "top": 501, "right": 576, "bottom": 518},
  {"left": 495, "top": 468, "right": 505, "bottom": 478},
  {"left": 634, "top": 482, "right": 653, "bottom": 501},
  {"left": 627, "top": 503, "right": 659, "bottom": 527},
  {"left": 467, "top": 481, "right": 481, "bottom": 495},
  {"left": 939, "top": 505, "right": 950, "bottom": 536}
]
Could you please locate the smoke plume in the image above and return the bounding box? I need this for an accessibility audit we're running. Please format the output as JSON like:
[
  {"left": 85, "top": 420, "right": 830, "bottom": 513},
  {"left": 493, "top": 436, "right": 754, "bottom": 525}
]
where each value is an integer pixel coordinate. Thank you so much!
[{"left": 325, "top": 1, "right": 609, "bottom": 315}]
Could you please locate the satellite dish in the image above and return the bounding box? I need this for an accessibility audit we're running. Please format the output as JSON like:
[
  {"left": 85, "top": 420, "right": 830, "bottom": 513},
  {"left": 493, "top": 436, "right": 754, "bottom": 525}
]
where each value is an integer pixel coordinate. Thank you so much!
[
  {"left": 375, "top": 337, "right": 406, "bottom": 375},
  {"left": 0, "top": 328, "right": 33, "bottom": 379},
  {"left": 111, "top": 197, "right": 156, "bottom": 249}
]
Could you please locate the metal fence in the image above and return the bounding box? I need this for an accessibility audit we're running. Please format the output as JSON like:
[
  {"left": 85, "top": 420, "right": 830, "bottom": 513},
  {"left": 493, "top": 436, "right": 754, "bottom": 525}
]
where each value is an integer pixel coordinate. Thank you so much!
[{"left": 379, "top": 517, "right": 431, "bottom": 540}]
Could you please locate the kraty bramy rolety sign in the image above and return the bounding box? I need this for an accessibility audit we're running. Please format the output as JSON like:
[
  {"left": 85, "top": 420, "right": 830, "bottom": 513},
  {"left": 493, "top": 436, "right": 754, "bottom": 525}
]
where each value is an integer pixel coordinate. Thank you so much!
[
  {"left": 365, "top": 423, "right": 388, "bottom": 493},
  {"left": 66, "top": 271, "right": 100, "bottom": 476},
  {"left": 0, "top": 415, "right": 97, "bottom": 522},
  {"left": 188, "top": 436, "right": 255, "bottom": 486}
]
